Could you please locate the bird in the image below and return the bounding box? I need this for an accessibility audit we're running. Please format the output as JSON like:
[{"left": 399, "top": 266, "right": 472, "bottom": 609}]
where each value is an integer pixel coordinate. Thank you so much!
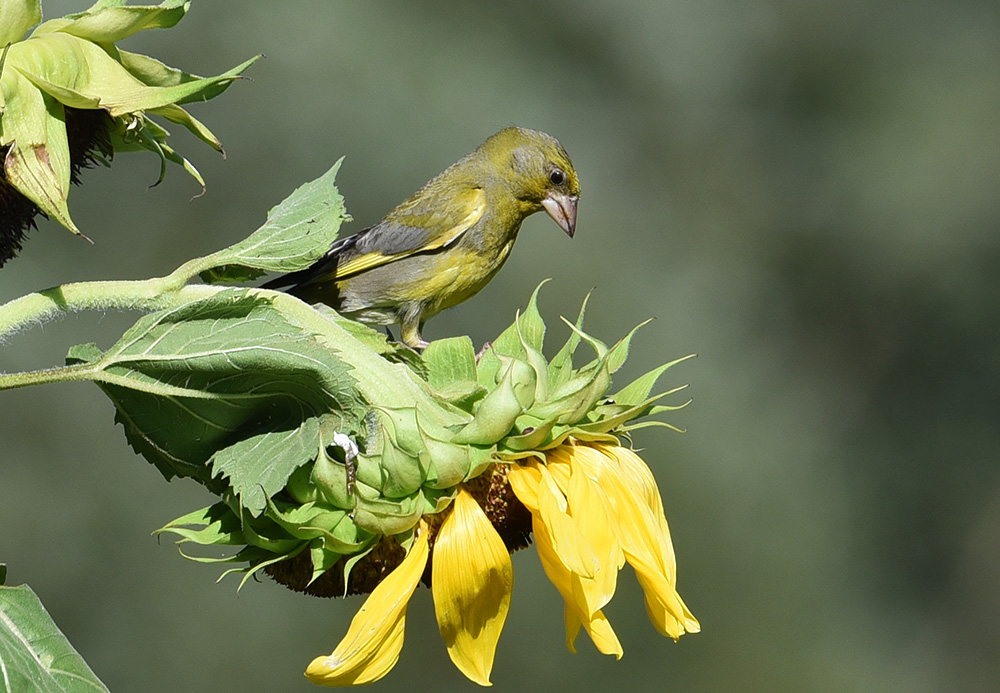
[{"left": 261, "top": 127, "right": 580, "bottom": 349}]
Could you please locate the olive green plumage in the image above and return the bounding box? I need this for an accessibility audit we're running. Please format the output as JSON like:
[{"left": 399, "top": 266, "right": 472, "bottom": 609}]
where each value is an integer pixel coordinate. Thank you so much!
[{"left": 263, "top": 127, "right": 580, "bottom": 348}]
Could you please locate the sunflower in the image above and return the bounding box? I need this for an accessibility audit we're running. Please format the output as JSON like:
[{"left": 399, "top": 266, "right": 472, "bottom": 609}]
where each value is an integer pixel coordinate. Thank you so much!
[
  {"left": 155, "top": 285, "right": 699, "bottom": 687},
  {"left": 306, "top": 441, "right": 698, "bottom": 686}
]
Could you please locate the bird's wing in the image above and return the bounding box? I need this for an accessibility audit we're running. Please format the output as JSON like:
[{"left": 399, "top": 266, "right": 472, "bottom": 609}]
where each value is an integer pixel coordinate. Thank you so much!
[
  {"left": 260, "top": 186, "right": 486, "bottom": 290},
  {"left": 334, "top": 186, "right": 486, "bottom": 279}
]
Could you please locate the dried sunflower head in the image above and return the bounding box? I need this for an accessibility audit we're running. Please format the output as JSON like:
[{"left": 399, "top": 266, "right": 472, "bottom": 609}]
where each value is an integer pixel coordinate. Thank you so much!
[{"left": 0, "top": 0, "right": 258, "bottom": 265}]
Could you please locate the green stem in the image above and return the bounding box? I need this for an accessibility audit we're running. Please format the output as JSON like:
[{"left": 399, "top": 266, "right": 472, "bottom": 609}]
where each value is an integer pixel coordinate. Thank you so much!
[
  {"left": 0, "top": 279, "right": 224, "bottom": 390},
  {"left": 0, "top": 272, "right": 461, "bottom": 427},
  {"left": 0, "top": 278, "right": 222, "bottom": 340},
  {"left": 0, "top": 362, "right": 100, "bottom": 390}
]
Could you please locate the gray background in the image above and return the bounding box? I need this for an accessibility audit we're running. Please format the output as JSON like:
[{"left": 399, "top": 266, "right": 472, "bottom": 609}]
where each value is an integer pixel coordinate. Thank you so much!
[{"left": 2, "top": 1, "right": 998, "bottom": 691}]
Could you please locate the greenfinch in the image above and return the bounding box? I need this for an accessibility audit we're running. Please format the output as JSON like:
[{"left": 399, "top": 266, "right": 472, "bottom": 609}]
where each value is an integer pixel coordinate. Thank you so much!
[{"left": 262, "top": 127, "right": 580, "bottom": 349}]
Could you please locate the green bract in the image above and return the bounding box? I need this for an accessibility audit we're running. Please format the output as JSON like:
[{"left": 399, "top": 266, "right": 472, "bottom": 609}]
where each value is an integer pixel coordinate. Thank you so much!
[{"left": 0, "top": 0, "right": 259, "bottom": 238}]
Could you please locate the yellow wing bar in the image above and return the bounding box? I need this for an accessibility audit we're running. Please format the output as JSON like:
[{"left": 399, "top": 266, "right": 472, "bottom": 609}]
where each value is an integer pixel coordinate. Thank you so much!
[{"left": 334, "top": 188, "right": 485, "bottom": 279}]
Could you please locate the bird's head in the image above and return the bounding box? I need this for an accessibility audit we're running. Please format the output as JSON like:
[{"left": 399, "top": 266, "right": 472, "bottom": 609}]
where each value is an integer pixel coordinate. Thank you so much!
[{"left": 480, "top": 127, "right": 581, "bottom": 237}]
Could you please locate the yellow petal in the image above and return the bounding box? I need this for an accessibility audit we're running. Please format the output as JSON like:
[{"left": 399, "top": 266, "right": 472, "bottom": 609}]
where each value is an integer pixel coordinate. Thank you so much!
[
  {"left": 641, "top": 581, "right": 701, "bottom": 637},
  {"left": 564, "top": 607, "right": 583, "bottom": 653},
  {"left": 601, "top": 447, "right": 701, "bottom": 634},
  {"left": 601, "top": 444, "right": 678, "bottom": 578},
  {"left": 512, "top": 455, "right": 626, "bottom": 657},
  {"left": 565, "top": 455, "right": 623, "bottom": 614},
  {"left": 545, "top": 453, "right": 572, "bottom": 492},
  {"left": 585, "top": 445, "right": 700, "bottom": 638},
  {"left": 565, "top": 605, "right": 624, "bottom": 659},
  {"left": 627, "top": 548, "right": 698, "bottom": 640},
  {"left": 532, "top": 512, "right": 623, "bottom": 658},
  {"left": 305, "top": 530, "right": 429, "bottom": 686},
  {"left": 536, "top": 463, "right": 598, "bottom": 579},
  {"left": 432, "top": 488, "right": 513, "bottom": 687},
  {"left": 507, "top": 462, "right": 542, "bottom": 512}
]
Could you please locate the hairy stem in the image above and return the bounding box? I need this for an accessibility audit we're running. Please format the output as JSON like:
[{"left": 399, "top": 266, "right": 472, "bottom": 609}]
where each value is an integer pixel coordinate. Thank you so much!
[
  {"left": 0, "top": 279, "right": 224, "bottom": 390},
  {"left": 0, "top": 278, "right": 222, "bottom": 340}
]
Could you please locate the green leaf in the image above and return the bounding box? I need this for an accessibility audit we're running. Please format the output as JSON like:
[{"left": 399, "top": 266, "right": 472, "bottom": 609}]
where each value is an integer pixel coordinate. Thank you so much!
[
  {"left": 416, "top": 409, "right": 479, "bottom": 489},
  {"left": 69, "top": 291, "right": 364, "bottom": 512},
  {"left": 423, "top": 336, "right": 478, "bottom": 391},
  {"left": 265, "top": 498, "right": 361, "bottom": 548},
  {"left": 192, "top": 160, "right": 350, "bottom": 281},
  {"left": 350, "top": 489, "right": 425, "bottom": 536},
  {"left": 605, "top": 318, "right": 653, "bottom": 373},
  {"left": 516, "top": 280, "right": 548, "bottom": 352},
  {"left": 527, "top": 356, "right": 611, "bottom": 426},
  {"left": 155, "top": 502, "right": 246, "bottom": 547},
  {"left": 116, "top": 48, "right": 211, "bottom": 89},
  {"left": 476, "top": 286, "right": 548, "bottom": 387},
  {"left": 319, "top": 310, "right": 427, "bottom": 375},
  {"left": 501, "top": 415, "right": 558, "bottom": 452},
  {"left": 108, "top": 113, "right": 206, "bottom": 188},
  {"left": 0, "top": 0, "right": 40, "bottom": 45},
  {"left": 211, "top": 415, "right": 321, "bottom": 517},
  {"left": 0, "top": 584, "right": 110, "bottom": 692},
  {"left": 454, "top": 356, "right": 536, "bottom": 445},
  {"left": 199, "top": 264, "right": 267, "bottom": 284},
  {"left": 238, "top": 508, "right": 303, "bottom": 555},
  {"left": 308, "top": 542, "right": 344, "bottom": 587},
  {"left": 559, "top": 315, "right": 608, "bottom": 363},
  {"left": 65, "top": 342, "right": 102, "bottom": 364},
  {"left": 149, "top": 103, "right": 223, "bottom": 152}
]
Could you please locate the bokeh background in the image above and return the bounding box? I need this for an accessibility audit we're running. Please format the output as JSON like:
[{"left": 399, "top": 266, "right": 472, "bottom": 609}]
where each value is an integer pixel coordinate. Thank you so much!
[{"left": 3, "top": 1, "right": 999, "bottom": 691}]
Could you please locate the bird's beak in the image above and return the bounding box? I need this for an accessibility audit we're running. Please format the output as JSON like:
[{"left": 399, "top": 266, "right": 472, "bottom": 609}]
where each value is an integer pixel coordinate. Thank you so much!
[{"left": 541, "top": 192, "right": 578, "bottom": 238}]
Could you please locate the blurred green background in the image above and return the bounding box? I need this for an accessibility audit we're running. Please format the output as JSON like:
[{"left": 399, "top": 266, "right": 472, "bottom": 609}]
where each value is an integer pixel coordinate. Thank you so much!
[{"left": 3, "top": 1, "right": 999, "bottom": 691}]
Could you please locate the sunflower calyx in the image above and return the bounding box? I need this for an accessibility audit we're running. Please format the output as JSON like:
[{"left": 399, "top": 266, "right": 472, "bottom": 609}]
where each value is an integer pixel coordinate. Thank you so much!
[{"left": 422, "top": 283, "right": 691, "bottom": 458}]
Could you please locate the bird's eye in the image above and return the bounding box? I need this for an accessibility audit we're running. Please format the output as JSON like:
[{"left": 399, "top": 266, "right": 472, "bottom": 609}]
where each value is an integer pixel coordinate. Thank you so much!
[{"left": 549, "top": 168, "right": 565, "bottom": 186}]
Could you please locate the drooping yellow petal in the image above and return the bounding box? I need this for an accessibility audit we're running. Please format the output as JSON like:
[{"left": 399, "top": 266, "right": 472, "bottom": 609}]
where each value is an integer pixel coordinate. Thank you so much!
[
  {"left": 572, "top": 444, "right": 700, "bottom": 639},
  {"left": 564, "top": 452, "right": 623, "bottom": 616},
  {"left": 601, "top": 444, "right": 678, "bottom": 578},
  {"left": 432, "top": 488, "right": 513, "bottom": 687},
  {"left": 305, "top": 530, "right": 429, "bottom": 686},
  {"left": 564, "top": 604, "right": 623, "bottom": 658},
  {"left": 627, "top": 547, "right": 699, "bottom": 639},
  {"left": 545, "top": 453, "right": 572, "bottom": 492},
  {"left": 511, "top": 456, "right": 624, "bottom": 657},
  {"left": 564, "top": 606, "right": 583, "bottom": 652},
  {"left": 530, "top": 509, "right": 623, "bottom": 659},
  {"left": 603, "top": 446, "right": 699, "bottom": 634},
  {"left": 536, "top": 463, "right": 598, "bottom": 579}
]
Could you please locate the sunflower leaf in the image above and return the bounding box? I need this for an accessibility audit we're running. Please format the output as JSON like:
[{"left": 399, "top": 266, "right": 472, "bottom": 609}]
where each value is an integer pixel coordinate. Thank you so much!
[
  {"left": 66, "top": 290, "right": 364, "bottom": 515},
  {"left": 193, "top": 160, "right": 350, "bottom": 283},
  {"left": 0, "top": 584, "right": 110, "bottom": 693}
]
